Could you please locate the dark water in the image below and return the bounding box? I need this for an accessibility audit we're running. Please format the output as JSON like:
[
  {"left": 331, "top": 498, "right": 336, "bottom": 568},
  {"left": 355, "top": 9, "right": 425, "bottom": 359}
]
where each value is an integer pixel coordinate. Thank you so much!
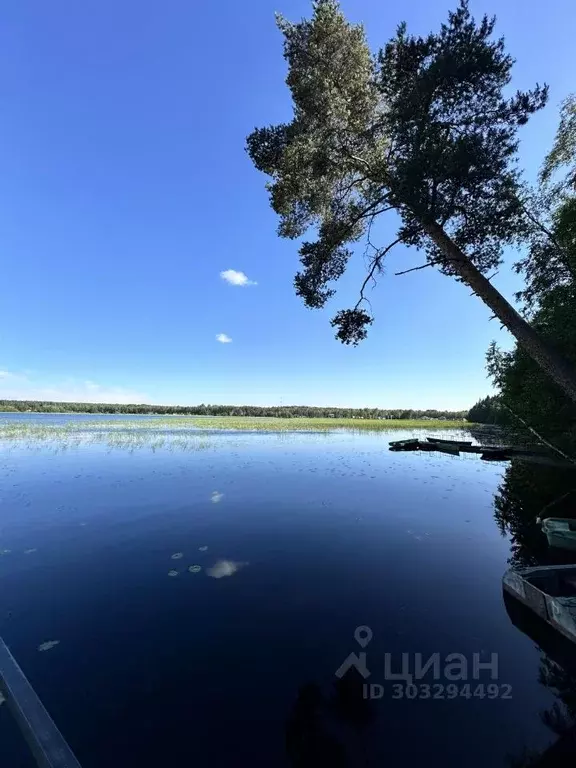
[{"left": 0, "top": 420, "right": 571, "bottom": 766}]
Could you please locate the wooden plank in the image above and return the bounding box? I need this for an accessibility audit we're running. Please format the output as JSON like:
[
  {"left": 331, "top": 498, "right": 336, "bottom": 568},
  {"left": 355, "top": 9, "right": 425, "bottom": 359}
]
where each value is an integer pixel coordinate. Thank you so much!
[
  {"left": 0, "top": 636, "right": 82, "bottom": 768},
  {"left": 426, "top": 437, "right": 473, "bottom": 446}
]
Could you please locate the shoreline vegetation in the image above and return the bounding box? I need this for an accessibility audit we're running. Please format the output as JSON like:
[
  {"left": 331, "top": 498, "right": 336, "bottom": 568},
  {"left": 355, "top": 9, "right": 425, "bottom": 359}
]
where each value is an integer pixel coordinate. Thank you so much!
[
  {"left": 0, "top": 416, "right": 473, "bottom": 443},
  {"left": 0, "top": 399, "right": 466, "bottom": 421}
]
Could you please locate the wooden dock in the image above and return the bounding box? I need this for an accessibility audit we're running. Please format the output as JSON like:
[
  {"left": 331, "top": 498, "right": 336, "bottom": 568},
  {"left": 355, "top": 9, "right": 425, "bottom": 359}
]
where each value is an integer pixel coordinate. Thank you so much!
[{"left": 389, "top": 438, "right": 576, "bottom": 469}]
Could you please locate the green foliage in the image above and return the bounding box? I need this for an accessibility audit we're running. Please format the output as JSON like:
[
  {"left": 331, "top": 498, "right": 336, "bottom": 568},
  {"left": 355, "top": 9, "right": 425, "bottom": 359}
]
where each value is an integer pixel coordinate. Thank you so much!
[
  {"left": 514, "top": 194, "right": 576, "bottom": 310},
  {"left": 487, "top": 284, "right": 576, "bottom": 451},
  {"left": 540, "top": 93, "right": 576, "bottom": 195},
  {"left": 488, "top": 180, "right": 576, "bottom": 451},
  {"left": 0, "top": 400, "right": 467, "bottom": 421},
  {"left": 483, "top": 99, "right": 576, "bottom": 573},
  {"left": 467, "top": 396, "right": 501, "bottom": 424},
  {"left": 246, "top": 0, "right": 547, "bottom": 343}
]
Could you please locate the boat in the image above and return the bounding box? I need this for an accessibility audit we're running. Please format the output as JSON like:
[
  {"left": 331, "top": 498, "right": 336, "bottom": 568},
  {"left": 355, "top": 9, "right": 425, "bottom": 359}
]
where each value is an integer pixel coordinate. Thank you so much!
[
  {"left": 0, "top": 635, "right": 82, "bottom": 767},
  {"left": 502, "top": 565, "right": 576, "bottom": 644},
  {"left": 503, "top": 588, "right": 576, "bottom": 673},
  {"left": 540, "top": 518, "right": 576, "bottom": 552},
  {"left": 388, "top": 437, "right": 576, "bottom": 468},
  {"left": 425, "top": 437, "right": 473, "bottom": 446}
]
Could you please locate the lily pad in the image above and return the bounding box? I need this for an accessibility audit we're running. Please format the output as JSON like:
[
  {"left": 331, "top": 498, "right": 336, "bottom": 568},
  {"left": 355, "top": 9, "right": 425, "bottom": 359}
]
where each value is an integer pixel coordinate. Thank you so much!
[
  {"left": 171, "top": 552, "right": 184, "bottom": 560},
  {"left": 168, "top": 570, "right": 179, "bottom": 577},
  {"left": 188, "top": 565, "right": 202, "bottom": 573},
  {"left": 38, "top": 640, "right": 60, "bottom": 652},
  {"left": 198, "top": 546, "right": 208, "bottom": 552}
]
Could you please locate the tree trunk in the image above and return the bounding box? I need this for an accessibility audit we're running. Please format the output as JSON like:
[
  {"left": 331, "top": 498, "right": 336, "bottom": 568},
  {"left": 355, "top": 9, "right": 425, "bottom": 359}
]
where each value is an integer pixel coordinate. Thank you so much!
[{"left": 423, "top": 220, "right": 576, "bottom": 405}]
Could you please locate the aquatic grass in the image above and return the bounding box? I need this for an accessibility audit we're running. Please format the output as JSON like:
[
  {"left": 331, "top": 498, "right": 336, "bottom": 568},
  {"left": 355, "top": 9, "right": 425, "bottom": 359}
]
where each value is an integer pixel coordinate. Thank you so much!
[
  {"left": 0, "top": 420, "right": 217, "bottom": 451},
  {"left": 1, "top": 416, "right": 470, "bottom": 433},
  {"left": 0, "top": 416, "right": 473, "bottom": 449},
  {"left": 107, "top": 416, "right": 471, "bottom": 432}
]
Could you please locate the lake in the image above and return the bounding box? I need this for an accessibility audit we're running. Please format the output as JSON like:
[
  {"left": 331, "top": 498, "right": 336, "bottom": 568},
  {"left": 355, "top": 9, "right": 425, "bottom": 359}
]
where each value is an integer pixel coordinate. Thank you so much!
[{"left": 0, "top": 415, "right": 568, "bottom": 766}]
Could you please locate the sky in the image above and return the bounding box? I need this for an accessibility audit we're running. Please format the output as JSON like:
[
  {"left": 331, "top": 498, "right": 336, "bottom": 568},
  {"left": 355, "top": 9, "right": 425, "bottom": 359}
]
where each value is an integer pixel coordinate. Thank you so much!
[{"left": 1, "top": 0, "right": 574, "bottom": 410}]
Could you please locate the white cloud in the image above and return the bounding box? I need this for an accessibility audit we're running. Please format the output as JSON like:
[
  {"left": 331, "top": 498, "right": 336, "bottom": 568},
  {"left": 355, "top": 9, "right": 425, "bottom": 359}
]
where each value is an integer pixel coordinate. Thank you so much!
[
  {"left": 0, "top": 370, "right": 150, "bottom": 404},
  {"left": 220, "top": 269, "right": 257, "bottom": 287},
  {"left": 216, "top": 333, "right": 232, "bottom": 344}
]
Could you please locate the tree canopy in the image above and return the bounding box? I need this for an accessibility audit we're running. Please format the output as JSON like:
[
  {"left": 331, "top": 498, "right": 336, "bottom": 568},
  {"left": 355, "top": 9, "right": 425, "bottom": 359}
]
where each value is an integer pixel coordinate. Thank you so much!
[
  {"left": 467, "top": 396, "right": 501, "bottom": 425},
  {"left": 247, "top": 0, "right": 576, "bottom": 406},
  {"left": 247, "top": 0, "right": 547, "bottom": 342},
  {"left": 540, "top": 93, "right": 576, "bottom": 196}
]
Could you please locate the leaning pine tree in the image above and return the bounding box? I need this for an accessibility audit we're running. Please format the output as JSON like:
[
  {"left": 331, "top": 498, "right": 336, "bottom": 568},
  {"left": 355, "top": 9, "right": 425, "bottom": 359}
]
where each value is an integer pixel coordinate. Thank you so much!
[{"left": 247, "top": 0, "right": 576, "bottom": 404}]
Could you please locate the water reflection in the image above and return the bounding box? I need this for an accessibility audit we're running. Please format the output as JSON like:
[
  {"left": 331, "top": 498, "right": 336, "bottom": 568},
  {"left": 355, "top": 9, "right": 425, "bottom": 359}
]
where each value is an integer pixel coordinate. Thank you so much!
[
  {"left": 285, "top": 669, "right": 376, "bottom": 767},
  {"left": 2, "top": 424, "right": 576, "bottom": 766},
  {"left": 206, "top": 559, "right": 248, "bottom": 578},
  {"left": 497, "top": 461, "right": 576, "bottom": 765},
  {"left": 504, "top": 592, "right": 576, "bottom": 766},
  {"left": 37, "top": 640, "right": 60, "bottom": 652},
  {"left": 494, "top": 463, "right": 576, "bottom": 568}
]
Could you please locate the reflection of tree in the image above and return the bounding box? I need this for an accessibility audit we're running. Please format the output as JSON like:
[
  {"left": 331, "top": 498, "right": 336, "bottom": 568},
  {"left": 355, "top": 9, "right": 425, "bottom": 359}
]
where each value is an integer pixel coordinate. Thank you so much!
[
  {"left": 540, "top": 659, "right": 576, "bottom": 718},
  {"left": 505, "top": 592, "right": 576, "bottom": 766},
  {"left": 507, "top": 655, "right": 576, "bottom": 767},
  {"left": 493, "top": 462, "right": 576, "bottom": 568},
  {"left": 285, "top": 670, "right": 376, "bottom": 767}
]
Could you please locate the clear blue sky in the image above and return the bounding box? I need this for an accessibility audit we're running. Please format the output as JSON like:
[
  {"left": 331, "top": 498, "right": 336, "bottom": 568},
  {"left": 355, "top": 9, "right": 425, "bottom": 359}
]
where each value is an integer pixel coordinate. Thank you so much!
[{"left": 1, "top": 0, "right": 574, "bottom": 409}]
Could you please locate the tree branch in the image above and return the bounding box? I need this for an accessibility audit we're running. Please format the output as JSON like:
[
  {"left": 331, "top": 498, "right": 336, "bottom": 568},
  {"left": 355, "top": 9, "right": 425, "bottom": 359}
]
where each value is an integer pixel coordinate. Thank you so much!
[
  {"left": 520, "top": 201, "right": 572, "bottom": 268},
  {"left": 501, "top": 402, "right": 576, "bottom": 464},
  {"left": 355, "top": 237, "right": 403, "bottom": 308},
  {"left": 334, "top": 174, "right": 369, "bottom": 210},
  {"left": 395, "top": 260, "right": 442, "bottom": 276}
]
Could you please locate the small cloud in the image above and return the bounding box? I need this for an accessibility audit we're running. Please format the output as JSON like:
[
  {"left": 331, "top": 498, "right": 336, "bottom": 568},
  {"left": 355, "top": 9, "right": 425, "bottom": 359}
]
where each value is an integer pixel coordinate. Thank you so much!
[
  {"left": 216, "top": 334, "right": 232, "bottom": 344},
  {"left": 211, "top": 491, "right": 224, "bottom": 503},
  {"left": 220, "top": 269, "right": 257, "bottom": 287}
]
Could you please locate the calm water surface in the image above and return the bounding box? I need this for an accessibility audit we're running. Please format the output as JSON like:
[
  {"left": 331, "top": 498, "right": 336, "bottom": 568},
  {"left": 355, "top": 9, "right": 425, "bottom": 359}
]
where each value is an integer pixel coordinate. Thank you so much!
[{"left": 0, "top": 417, "right": 564, "bottom": 766}]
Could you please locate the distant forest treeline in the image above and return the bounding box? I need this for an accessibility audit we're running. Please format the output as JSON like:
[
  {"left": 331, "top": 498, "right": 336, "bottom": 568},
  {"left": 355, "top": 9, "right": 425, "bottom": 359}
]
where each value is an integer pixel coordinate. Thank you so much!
[
  {"left": 0, "top": 400, "right": 468, "bottom": 420},
  {"left": 466, "top": 396, "right": 502, "bottom": 425}
]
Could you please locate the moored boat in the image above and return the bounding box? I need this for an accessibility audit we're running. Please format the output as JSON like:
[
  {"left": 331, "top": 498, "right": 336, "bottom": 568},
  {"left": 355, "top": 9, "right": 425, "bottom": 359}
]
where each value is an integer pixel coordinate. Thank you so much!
[
  {"left": 540, "top": 517, "right": 576, "bottom": 552},
  {"left": 502, "top": 565, "right": 576, "bottom": 644}
]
